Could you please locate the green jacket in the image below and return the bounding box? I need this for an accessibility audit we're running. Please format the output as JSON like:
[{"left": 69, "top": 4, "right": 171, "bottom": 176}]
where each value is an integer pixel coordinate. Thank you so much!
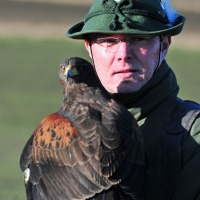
[{"left": 112, "top": 60, "right": 200, "bottom": 200}]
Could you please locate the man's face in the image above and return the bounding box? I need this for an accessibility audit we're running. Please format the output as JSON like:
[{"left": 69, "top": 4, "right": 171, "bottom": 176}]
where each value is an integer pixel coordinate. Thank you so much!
[{"left": 85, "top": 34, "right": 171, "bottom": 93}]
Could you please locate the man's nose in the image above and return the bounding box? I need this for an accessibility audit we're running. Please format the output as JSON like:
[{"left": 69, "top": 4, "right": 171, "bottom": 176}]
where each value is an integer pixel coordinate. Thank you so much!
[{"left": 116, "top": 41, "right": 133, "bottom": 61}]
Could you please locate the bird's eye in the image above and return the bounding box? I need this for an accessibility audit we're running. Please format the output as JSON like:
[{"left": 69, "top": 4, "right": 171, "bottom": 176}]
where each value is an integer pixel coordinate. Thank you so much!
[{"left": 61, "top": 66, "right": 65, "bottom": 71}]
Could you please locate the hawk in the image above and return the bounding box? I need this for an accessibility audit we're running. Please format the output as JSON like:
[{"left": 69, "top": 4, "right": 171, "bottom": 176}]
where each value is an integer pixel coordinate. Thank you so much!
[{"left": 20, "top": 57, "right": 146, "bottom": 200}]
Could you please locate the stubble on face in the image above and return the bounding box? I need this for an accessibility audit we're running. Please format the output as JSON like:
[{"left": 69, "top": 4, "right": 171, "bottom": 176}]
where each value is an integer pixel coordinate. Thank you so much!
[{"left": 85, "top": 34, "right": 167, "bottom": 93}]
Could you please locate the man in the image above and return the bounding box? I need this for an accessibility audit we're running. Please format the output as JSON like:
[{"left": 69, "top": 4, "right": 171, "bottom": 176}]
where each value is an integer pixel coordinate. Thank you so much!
[{"left": 67, "top": 0, "right": 200, "bottom": 199}]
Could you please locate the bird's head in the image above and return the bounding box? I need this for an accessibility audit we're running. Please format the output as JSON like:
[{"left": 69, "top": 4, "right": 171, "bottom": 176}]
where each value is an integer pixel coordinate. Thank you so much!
[
  {"left": 58, "top": 57, "right": 103, "bottom": 97},
  {"left": 58, "top": 57, "right": 94, "bottom": 83}
]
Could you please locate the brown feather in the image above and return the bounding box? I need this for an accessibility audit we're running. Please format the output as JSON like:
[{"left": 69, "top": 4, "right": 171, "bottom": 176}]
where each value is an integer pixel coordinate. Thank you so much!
[{"left": 20, "top": 57, "right": 146, "bottom": 200}]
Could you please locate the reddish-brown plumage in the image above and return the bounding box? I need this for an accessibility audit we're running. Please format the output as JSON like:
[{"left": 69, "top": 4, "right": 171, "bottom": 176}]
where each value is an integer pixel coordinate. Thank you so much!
[{"left": 33, "top": 113, "right": 78, "bottom": 150}]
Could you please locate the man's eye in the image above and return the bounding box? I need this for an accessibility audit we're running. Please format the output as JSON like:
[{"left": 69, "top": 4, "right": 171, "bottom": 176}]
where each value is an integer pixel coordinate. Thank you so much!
[
  {"left": 129, "top": 37, "right": 146, "bottom": 42},
  {"left": 97, "top": 38, "right": 118, "bottom": 44},
  {"left": 105, "top": 38, "right": 118, "bottom": 43}
]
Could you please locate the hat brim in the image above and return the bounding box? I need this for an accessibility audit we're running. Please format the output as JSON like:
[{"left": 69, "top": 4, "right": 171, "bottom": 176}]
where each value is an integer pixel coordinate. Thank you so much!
[{"left": 67, "top": 15, "right": 186, "bottom": 39}]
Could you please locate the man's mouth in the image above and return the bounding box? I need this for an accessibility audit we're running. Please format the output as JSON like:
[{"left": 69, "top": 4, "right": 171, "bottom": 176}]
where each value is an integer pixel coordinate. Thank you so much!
[{"left": 113, "top": 69, "right": 138, "bottom": 78}]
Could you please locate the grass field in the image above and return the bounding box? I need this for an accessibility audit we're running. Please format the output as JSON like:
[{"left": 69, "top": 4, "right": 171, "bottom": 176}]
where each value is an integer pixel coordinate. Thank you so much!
[
  {"left": 0, "top": 37, "right": 200, "bottom": 199},
  {"left": 0, "top": 37, "right": 90, "bottom": 200}
]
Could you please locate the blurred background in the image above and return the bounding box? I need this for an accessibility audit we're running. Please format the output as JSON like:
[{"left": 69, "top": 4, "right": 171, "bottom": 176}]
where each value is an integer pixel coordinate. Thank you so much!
[{"left": 0, "top": 0, "right": 200, "bottom": 199}]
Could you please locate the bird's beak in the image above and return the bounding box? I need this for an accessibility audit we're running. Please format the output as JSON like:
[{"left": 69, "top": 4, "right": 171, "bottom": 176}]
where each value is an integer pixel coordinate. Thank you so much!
[
  {"left": 64, "top": 65, "right": 78, "bottom": 79},
  {"left": 64, "top": 66, "right": 73, "bottom": 79}
]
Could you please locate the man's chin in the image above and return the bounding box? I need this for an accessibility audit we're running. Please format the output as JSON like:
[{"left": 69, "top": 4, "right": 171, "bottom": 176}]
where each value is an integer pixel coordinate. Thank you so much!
[
  {"left": 116, "top": 82, "right": 141, "bottom": 93},
  {"left": 119, "top": 77, "right": 133, "bottom": 82}
]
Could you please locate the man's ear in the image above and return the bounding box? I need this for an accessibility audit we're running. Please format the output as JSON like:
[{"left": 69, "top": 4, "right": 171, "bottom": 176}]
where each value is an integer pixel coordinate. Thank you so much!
[
  {"left": 84, "top": 40, "right": 92, "bottom": 58},
  {"left": 161, "top": 35, "right": 171, "bottom": 60}
]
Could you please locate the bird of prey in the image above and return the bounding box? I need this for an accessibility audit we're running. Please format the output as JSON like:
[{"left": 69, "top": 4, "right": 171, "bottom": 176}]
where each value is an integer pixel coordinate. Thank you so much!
[{"left": 20, "top": 57, "right": 146, "bottom": 200}]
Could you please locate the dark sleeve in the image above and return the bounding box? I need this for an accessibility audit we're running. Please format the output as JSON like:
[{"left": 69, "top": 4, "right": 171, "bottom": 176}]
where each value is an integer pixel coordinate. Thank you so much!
[{"left": 172, "top": 117, "right": 200, "bottom": 200}]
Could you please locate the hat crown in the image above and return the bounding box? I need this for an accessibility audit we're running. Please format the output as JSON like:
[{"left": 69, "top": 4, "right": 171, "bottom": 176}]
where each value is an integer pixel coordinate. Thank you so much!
[
  {"left": 66, "top": 0, "right": 186, "bottom": 39},
  {"left": 85, "top": 0, "right": 168, "bottom": 30}
]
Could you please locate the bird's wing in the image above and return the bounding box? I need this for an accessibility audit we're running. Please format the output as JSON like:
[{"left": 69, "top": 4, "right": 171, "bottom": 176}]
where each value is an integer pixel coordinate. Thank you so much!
[
  {"left": 20, "top": 92, "right": 146, "bottom": 200},
  {"left": 98, "top": 99, "right": 146, "bottom": 199},
  {"left": 58, "top": 90, "right": 146, "bottom": 199},
  {"left": 20, "top": 111, "right": 110, "bottom": 200}
]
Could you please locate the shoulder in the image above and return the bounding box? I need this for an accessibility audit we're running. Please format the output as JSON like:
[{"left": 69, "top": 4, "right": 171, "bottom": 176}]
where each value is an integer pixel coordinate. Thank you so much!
[
  {"left": 177, "top": 99, "right": 200, "bottom": 133},
  {"left": 163, "top": 98, "right": 200, "bottom": 135},
  {"left": 171, "top": 98, "right": 200, "bottom": 131},
  {"left": 180, "top": 98, "right": 200, "bottom": 165}
]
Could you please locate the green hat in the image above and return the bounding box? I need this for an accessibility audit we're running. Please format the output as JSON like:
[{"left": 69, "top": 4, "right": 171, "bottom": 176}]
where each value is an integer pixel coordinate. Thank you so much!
[{"left": 66, "top": 0, "right": 186, "bottom": 39}]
